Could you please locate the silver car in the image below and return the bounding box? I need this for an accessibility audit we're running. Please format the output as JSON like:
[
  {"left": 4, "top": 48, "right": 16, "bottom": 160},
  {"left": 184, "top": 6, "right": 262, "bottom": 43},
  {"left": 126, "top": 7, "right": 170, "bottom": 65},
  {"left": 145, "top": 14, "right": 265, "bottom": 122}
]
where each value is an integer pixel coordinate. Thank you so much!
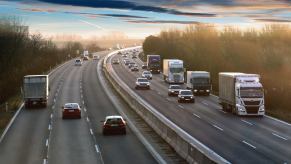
[
  {"left": 168, "top": 85, "right": 182, "bottom": 96},
  {"left": 141, "top": 71, "right": 152, "bottom": 80},
  {"left": 135, "top": 78, "right": 150, "bottom": 90}
]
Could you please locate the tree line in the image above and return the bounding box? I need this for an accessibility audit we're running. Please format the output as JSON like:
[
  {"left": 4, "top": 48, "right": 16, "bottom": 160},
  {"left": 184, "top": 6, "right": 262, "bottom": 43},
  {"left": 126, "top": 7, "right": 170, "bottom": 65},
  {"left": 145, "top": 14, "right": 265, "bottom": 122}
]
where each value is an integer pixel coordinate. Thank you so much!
[
  {"left": 0, "top": 17, "right": 103, "bottom": 104},
  {"left": 142, "top": 24, "right": 291, "bottom": 121}
]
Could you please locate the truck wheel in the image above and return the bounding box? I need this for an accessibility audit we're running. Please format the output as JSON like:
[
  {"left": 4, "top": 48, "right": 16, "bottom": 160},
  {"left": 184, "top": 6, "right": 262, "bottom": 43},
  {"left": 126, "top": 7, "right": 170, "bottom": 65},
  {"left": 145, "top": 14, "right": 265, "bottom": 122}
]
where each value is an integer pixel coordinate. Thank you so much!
[{"left": 232, "top": 107, "right": 236, "bottom": 115}]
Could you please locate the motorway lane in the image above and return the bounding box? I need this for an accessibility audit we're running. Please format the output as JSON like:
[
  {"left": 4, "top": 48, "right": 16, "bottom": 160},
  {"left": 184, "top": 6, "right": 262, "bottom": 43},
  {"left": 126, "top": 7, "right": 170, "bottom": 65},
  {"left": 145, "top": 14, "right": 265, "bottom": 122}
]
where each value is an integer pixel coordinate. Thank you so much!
[
  {"left": 81, "top": 57, "right": 157, "bottom": 164},
  {"left": 0, "top": 60, "right": 74, "bottom": 164},
  {"left": 48, "top": 59, "right": 101, "bottom": 164},
  {"left": 112, "top": 53, "right": 291, "bottom": 163}
]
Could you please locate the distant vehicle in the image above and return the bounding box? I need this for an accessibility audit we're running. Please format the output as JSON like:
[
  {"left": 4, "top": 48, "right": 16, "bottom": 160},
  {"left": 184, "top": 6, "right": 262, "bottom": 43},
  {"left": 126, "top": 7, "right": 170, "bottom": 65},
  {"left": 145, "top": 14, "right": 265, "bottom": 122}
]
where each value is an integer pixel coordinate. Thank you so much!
[
  {"left": 163, "top": 59, "right": 184, "bottom": 84},
  {"left": 141, "top": 64, "right": 147, "bottom": 70},
  {"left": 124, "top": 60, "right": 130, "bottom": 65},
  {"left": 102, "top": 115, "right": 126, "bottom": 135},
  {"left": 178, "top": 90, "right": 195, "bottom": 103},
  {"left": 168, "top": 85, "right": 182, "bottom": 96},
  {"left": 147, "top": 55, "right": 161, "bottom": 74},
  {"left": 122, "top": 54, "right": 127, "bottom": 58},
  {"left": 23, "top": 75, "right": 49, "bottom": 108},
  {"left": 135, "top": 78, "right": 150, "bottom": 90},
  {"left": 62, "top": 103, "right": 81, "bottom": 119},
  {"left": 141, "top": 71, "right": 152, "bottom": 80},
  {"left": 75, "top": 59, "right": 82, "bottom": 66},
  {"left": 83, "top": 56, "right": 89, "bottom": 60},
  {"left": 117, "top": 51, "right": 122, "bottom": 55},
  {"left": 83, "top": 50, "right": 89, "bottom": 56},
  {"left": 93, "top": 55, "right": 100, "bottom": 60},
  {"left": 128, "top": 62, "right": 135, "bottom": 68},
  {"left": 186, "top": 71, "right": 211, "bottom": 96},
  {"left": 132, "top": 54, "right": 137, "bottom": 59},
  {"left": 112, "top": 59, "right": 120, "bottom": 64},
  {"left": 131, "top": 65, "right": 139, "bottom": 71},
  {"left": 219, "top": 72, "right": 265, "bottom": 116}
]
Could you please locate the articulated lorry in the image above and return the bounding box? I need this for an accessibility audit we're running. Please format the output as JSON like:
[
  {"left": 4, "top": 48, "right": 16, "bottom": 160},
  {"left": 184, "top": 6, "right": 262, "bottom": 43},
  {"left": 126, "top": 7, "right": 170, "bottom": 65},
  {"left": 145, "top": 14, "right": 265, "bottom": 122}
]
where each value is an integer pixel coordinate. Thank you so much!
[
  {"left": 147, "top": 55, "right": 161, "bottom": 74},
  {"left": 23, "top": 75, "right": 49, "bottom": 108},
  {"left": 186, "top": 71, "right": 211, "bottom": 96},
  {"left": 163, "top": 59, "right": 184, "bottom": 84},
  {"left": 219, "top": 72, "right": 265, "bottom": 116}
]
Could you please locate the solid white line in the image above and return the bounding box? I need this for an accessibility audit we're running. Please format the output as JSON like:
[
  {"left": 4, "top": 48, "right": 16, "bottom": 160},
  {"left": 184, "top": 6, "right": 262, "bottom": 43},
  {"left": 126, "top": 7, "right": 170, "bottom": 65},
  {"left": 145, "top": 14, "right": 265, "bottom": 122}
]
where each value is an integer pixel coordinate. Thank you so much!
[
  {"left": 219, "top": 110, "right": 227, "bottom": 114},
  {"left": 212, "top": 124, "right": 224, "bottom": 131},
  {"left": 178, "top": 105, "right": 184, "bottom": 109},
  {"left": 242, "top": 140, "right": 256, "bottom": 149},
  {"left": 90, "top": 129, "right": 93, "bottom": 135},
  {"left": 193, "top": 113, "right": 201, "bottom": 118},
  {"left": 95, "top": 145, "right": 100, "bottom": 153},
  {"left": 202, "top": 101, "right": 208, "bottom": 106},
  {"left": 272, "top": 133, "right": 288, "bottom": 141},
  {"left": 46, "top": 139, "right": 49, "bottom": 147},
  {"left": 43, "top": 159, "right": 47, "bottom": 164},
  {"left": 241, "top": 119, "right": 253, "bottom": 126},
  {"left": 265, "top": 115, "right": 291, "bottom": 127},
  {"left": 86, "top": 117, "right": 90, "bottom": 122}
]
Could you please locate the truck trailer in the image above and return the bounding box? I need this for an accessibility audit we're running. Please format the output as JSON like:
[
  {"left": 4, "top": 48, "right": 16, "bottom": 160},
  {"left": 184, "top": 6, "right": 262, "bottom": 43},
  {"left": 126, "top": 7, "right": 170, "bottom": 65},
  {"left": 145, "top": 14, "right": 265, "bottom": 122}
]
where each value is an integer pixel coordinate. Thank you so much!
[
  {"left": 146, "top": 55, "right": 161, "bottom": 74},
  {"left": 163, "top": 59, "right": 184, "bottom": 84},
  {"left": 219, "top": 72, "right": 265, "bottom": 116},
  {"left": 23, "top": 75, "right": 49, "bottom": 108},
  {"left": 186, "top": 71, "right": 211, "bottom": 96}
]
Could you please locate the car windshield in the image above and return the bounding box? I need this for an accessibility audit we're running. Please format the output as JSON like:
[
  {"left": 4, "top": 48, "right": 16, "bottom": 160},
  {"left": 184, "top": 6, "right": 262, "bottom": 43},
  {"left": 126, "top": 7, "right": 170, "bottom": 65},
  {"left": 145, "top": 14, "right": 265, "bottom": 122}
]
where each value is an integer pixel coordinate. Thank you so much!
[
  {"left": 240, "top": 87, "right": 264, "bottom": 98},
  {"left": 181, "top": 91, "right": 192, "bottom": 95},
  {"left": 76, "top": 60, "right": 81, "bottom": 62},
  {"left": 170, "top": 85, "right": 181, "bottom": 89},
  {"left": 64, "top": 103, "right": 79, "bottom": 109},
  {"left": 170, "top": 68, "right": 183, "bottom": 73},
  {"left": 143, "top": 72, "right": 150, "bottom": 74},
  {"left": 138, "top": 79, "right": 148, "bottom": 82},
  {"left": 106, "top": 118, "right": 123, "bottom": 124}
]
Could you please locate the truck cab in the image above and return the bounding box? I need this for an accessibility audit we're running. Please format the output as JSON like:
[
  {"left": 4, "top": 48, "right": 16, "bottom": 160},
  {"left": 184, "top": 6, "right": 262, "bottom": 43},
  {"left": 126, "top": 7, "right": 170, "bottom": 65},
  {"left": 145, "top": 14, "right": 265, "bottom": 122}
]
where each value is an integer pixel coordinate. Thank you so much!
[{"left": 186, "top": 71, "right": 211, "bottom": 96}]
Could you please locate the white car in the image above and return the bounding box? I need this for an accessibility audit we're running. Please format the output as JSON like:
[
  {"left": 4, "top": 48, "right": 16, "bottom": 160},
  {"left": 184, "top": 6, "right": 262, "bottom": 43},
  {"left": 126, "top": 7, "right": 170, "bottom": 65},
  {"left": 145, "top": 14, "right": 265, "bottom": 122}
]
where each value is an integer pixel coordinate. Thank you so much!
[
  {"left": 75, "top": 59, "right": 82, "bottom": 66},
  {"left": 141, "top": 71, "right": 152, "bottom": 80},
  {"left": 135, "top": 78, "right": 150, "bottom": 90}
]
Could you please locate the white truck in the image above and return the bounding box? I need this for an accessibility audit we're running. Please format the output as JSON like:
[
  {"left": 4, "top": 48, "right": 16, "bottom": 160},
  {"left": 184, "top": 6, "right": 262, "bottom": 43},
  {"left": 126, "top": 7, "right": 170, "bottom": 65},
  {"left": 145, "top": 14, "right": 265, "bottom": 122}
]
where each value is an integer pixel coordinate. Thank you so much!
[
  {"left": 219, "top": 72, "right": 265, "bottom": 116},
  {"left": 186, "top": 71, "right": 211, "bottom": 96},
  {"left": 163, "top": 59, "right": 184, "bottom": 84},
  {"left": 23, "top": 75, "right": 49, "bottom": 108}
]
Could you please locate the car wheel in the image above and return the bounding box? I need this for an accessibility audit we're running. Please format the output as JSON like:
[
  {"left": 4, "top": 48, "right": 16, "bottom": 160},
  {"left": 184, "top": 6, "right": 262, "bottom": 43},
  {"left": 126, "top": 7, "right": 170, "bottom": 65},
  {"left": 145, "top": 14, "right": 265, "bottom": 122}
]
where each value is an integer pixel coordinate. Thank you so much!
[
  {"left": 178, "top": 99, "right": 181, "bottom": 103},
  {"left": 102, "top": 130, "right": 107, "bottom": 135},
  {"left": 135, "top": 86, "right": 138, "bottom": 89}
]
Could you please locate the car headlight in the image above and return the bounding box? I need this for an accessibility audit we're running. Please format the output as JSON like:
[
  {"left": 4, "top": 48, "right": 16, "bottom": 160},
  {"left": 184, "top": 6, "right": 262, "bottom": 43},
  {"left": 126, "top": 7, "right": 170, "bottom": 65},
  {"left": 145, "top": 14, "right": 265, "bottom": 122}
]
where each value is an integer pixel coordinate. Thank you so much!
[
  {"left": 190, "top": 96, "right": 193, "bottom": 99},
  {"left": 171, "top": 91, "right": 174, "bottom": 92},
  {"left": 194, "top": 90, "right": 198, "bottom": 92},
  {"left": 206, "top": 90, "right": 210, "bottom": 92},
  {"left": 181, "top": 96, "right": 184, "bottom": 99},
  {"left": 150, "top": 70, "right": 152, "bottom": 71},
  {"left": 147, "top": 83, "right": 150, "bottom": 85}
]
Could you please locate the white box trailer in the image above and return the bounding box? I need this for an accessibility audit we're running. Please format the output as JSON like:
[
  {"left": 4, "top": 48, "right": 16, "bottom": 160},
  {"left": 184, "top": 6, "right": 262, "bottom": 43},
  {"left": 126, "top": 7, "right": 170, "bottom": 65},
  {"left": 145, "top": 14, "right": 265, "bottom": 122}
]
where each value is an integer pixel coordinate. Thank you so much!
[
  {"left": 219, "top": 72, "right": 265, "bottom": 116},
  {"left": 23, "top": 75, "right": 49, "bottom": 108},
  {"left": 186, "top": 71, "right": 211, "bottom": 95}
]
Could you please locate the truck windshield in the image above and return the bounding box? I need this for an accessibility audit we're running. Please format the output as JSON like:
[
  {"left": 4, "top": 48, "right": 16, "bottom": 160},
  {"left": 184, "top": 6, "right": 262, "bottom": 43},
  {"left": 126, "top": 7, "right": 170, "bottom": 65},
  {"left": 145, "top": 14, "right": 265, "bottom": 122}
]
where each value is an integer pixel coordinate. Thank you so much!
[
  {"left": 192, "top": 78, "right": 209, "bottom": 84},
  {"left": 170, "top": 68, "right": 183, "bottom": 73},
  {"left": 240, "top": 87, "right": 263, "bottom": 98}
]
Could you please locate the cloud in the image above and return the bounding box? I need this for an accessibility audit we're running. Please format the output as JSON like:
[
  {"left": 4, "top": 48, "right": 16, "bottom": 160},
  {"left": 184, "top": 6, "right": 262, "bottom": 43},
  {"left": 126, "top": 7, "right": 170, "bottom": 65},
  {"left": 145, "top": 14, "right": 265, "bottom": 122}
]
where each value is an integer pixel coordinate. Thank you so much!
[
  {"left": 254, "top": 18, "right": 291, "bottom": 23},
  {"left": 35, "top": 0, "right": 216, "bottom": 17},
  {"left": 127, "top": 20, "right": 200, "bottom": 24}
]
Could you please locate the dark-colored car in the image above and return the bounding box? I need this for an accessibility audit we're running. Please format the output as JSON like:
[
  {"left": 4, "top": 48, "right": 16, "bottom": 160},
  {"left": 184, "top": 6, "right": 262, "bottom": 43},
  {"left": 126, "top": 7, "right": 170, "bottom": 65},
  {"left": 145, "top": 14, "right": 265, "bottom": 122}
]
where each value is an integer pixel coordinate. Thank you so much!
[
  {"left": 102, "top": 115, "right": 126, "bottom": 135},
  {"left": 112, "top": 59, "right": 120, "bottom": 64},
  {"left": 128, "top": 62, "right": 135, "bottom": 68},
  {"left": 141, "top": 65, "right": 147, "bottom": 69},
  {"left": 131, "top": 65, "right": 139, "bottom": 71},
  {"left": 178, "top": 90, "right": 195, "bottom": 103},
  {"left": 62, "top": 103, "right": 81, "bottom": 119}
]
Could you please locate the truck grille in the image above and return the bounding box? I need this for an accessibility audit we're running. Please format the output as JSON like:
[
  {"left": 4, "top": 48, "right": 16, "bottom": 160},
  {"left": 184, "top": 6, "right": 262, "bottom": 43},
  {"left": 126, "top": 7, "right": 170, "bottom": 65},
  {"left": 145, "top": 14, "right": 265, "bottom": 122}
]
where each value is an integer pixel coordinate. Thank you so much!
[
  {"left": 174, "top": 75, "right": 180, "bottom": 82},
  {"left": 245, "top": 107, "right": 259, "bottom": 114},
  {"left": 244, "top": 101, "right": 260, "bottom": 106}
]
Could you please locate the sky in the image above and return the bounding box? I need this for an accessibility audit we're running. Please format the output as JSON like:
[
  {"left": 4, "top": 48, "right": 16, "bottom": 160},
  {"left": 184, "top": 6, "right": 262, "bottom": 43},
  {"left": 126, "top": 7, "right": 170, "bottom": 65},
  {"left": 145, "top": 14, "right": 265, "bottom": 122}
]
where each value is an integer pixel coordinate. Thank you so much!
[{"left": 0, "top": 0, "right": 291, "bottom": 39}]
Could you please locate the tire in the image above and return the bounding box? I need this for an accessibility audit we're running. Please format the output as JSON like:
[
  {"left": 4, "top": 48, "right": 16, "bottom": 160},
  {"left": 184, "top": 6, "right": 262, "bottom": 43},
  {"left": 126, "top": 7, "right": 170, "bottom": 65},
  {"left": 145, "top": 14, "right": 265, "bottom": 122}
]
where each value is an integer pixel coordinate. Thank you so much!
[
  {"left": 102, "top": 130, "right": 107, "bottom": 135},
  {"left": 178, "top": 99, "right": 181, "bottom": 103},
  {"left": 135, "top": 86, "right": 138, "bottom": 90}
]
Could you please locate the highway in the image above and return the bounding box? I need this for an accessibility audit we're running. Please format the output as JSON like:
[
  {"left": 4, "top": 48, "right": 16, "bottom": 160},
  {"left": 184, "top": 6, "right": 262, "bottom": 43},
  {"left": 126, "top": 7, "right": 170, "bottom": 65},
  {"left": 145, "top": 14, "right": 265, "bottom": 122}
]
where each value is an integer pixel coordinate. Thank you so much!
[
  {"left": 0, "top": 51, "right": 157, "bottom": 164},
  {"left": 110, "top": 50, "right": 291, "bottom": 164}
]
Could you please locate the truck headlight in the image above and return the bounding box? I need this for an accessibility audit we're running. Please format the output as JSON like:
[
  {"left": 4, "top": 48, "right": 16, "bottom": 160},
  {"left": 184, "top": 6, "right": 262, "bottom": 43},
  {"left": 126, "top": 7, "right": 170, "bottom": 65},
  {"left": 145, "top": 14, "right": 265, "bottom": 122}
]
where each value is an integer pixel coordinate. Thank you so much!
[
  {"left": 194, "top": 90, "right": 198, "bottom": 92},
  {"left": 259, "top": 106, "right": 265, "bottom": 111},
  {"left": 206, "top": 90, "right": 210, "bottom": 92},
  {"left": 171, "top": 91, "right": 174, "bottom": 93}
]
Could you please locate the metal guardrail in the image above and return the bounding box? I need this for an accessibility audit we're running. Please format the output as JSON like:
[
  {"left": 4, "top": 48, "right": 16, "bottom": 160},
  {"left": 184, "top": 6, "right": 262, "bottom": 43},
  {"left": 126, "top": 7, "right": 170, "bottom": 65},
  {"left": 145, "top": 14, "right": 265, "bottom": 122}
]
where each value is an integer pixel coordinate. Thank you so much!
[{"left": 103, "top": 47, "right": 230, "bottom": 164}]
